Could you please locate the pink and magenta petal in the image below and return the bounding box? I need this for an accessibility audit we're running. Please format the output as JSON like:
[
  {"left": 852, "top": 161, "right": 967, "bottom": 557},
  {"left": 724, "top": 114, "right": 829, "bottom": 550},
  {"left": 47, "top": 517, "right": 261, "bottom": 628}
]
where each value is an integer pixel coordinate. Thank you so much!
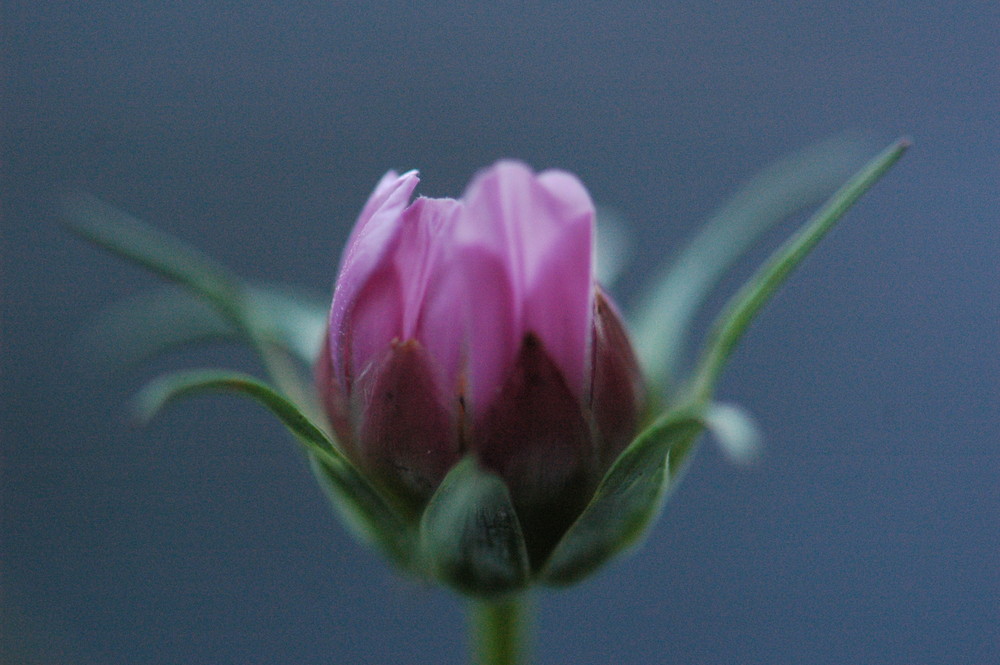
[{"left": 329, "top": 170, "right": 419, "bottom": 381}]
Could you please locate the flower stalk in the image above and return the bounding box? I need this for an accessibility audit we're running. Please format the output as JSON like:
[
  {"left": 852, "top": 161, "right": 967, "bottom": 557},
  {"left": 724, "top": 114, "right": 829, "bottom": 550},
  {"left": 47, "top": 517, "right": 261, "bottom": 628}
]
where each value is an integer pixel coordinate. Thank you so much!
[{"left": 471, "top": 596, "right": 529, "bottom": 665}]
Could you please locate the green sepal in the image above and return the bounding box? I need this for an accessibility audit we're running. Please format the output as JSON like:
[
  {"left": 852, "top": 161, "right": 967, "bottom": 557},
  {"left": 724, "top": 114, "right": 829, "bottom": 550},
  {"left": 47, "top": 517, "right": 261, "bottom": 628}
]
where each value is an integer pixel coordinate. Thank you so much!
[
  {"left": 541, "top": 406, "right": 705, "bottom": 586},
  {"left": 419, "top": 457, "right": 530, "bottom": 598},
  {"left": 308, "top": 454, "right": 416, "bottom": 572},
  {"left": 135, "top": 369, "right": 416, "bottom": 570}
]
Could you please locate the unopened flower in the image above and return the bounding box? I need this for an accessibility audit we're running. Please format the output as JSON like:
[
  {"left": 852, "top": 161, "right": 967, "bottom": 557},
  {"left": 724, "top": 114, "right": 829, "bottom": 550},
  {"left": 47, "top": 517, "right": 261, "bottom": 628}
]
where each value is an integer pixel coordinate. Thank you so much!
[{"left": 316, "top": 161, "right": 644, "bottom": 564}]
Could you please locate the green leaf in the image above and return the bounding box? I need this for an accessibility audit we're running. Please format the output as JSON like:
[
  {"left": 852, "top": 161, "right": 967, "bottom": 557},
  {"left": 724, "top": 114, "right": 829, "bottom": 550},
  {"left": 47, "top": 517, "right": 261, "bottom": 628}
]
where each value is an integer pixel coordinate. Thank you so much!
[
  {"left": 541, "top": 407, "right": 705, "bottom": 586},
  {"left": 81, "top": 284, "right": 328, "bottom": 372},
  {"left": 135, "top": 369, "right": 415, "bottom": 569},
  {"left": 632, "top": 135, "right": 873, "bottom": 392},
  {"left": 688, "top": 138, "right": 910, "bottom": 403},
  {"left": 420, "top": 457, "right": 530, "bottom": 597},
  {"left": 543, "top": 139, "right": 907, "bottom": 586},
  {"left": 595, "top": 205, "right": 632, "bottom": 287},
  {"left": 58, "top": 191, "right": 247, "bottom": 326},
  {"left": 704, "top": 402, "right": 762, "bottom": 464},
  {"left": 58, "top": 194, "right": 325, "bottom": 402},
  {"left": 81, "top": 287, "right": 236, "bottom": 371},
  {"left": 246, "top": 286, "right": 329, "bottom": 365}
]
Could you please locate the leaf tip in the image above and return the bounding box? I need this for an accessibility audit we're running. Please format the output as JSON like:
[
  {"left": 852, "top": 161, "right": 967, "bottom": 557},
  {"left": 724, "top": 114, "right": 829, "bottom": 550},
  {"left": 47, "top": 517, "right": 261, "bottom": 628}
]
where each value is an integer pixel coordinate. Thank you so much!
[
  {"left": 704, "top": 402, "right": 762, "bottom": 464},
  {"left": 132, "top": 383, "right": 168, "bottom": 426}
]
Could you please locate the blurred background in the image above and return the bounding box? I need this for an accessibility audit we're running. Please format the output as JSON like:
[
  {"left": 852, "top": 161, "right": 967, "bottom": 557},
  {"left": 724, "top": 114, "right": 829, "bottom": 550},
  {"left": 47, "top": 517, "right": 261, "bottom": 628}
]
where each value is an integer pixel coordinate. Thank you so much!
[{"left": 3, "top": 2, "right": 997, "bottom": 663}]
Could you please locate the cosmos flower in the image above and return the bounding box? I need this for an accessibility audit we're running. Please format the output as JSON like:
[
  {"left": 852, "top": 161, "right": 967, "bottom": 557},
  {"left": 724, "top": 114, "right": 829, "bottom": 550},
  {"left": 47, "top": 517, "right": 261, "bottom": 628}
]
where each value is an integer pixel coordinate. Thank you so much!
[{"left": 316, "top": 161, "right": 643, "bottom": 562}]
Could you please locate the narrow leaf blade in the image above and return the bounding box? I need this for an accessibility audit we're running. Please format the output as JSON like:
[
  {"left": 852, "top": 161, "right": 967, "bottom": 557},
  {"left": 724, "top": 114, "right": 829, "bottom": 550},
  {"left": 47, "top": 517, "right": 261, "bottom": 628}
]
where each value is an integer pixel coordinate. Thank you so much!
[
  {"left": 81, "top": 286, "right": 236, "bottom": 371},
  {"left": 632, "top": 135, "right": 872, "bottom": 390},
  {"left": 81, "top": 284, "right": 328, "bottom": 372},
  {"left": 420, "top": 458, "right": 530, "bottom": 597},
  {"left": 135, "top": 369, "right": 415, "bottom": 568},
  {"left": 58, "top": 192, "right": 246, "bottom": 324},
  {"left": 689, "top": 138, "right": 910, "bottom": 402}
]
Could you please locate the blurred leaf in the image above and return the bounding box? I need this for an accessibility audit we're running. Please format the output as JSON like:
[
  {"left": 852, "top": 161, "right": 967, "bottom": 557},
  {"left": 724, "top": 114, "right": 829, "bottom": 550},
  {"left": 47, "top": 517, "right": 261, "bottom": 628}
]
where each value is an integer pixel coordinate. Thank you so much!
[
  {"left": 632, "top": 135, "right": 873, "bottom": 391},
  {"left": 705, "top": 402, "right": 762, "bottom": 463},
  {"left": 420, "top": 457, "right": 530, "bottom": 597},
  {"left": 309, "top": 455, "right": 416, "bottom": 572},
  {"left": 544, "top": 139, "right": 907, "bottom": 586},
  {"left": 595, "top": 205, "right": 632, "bottom": 287},
  {"left": 135, "top": 369, "right": 415, "bottom": 568},
  {"left": 688, "top": 138, "right": 910, "bottom": 403},
  {"left": 58, "top": 191, "right": 247, "bottom": 325},
  {"left": 247, "top": 285, "right": 328, "bottom": 365},
  {"left": 81, "top": 284, "right": 328, "bottom": 371},
  {"left": 81, "top": 287, "right": 236, "bottom": 370},
  {"left": 541, "top": 406, "right": 705, "bottom": 586},
  {"left": 61, "top": 192, "right": 326, "bottom": 436}
]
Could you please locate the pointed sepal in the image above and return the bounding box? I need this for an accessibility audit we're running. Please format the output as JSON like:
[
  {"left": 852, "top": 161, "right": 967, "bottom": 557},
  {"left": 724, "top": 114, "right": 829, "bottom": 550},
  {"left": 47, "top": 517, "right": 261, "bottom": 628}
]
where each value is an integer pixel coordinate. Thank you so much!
[
  {"left": 419, "top": 457, "right": 530, "bottom": 598},
  {"left": 541, "top": 406, "right": 705, "bottom": 586}
]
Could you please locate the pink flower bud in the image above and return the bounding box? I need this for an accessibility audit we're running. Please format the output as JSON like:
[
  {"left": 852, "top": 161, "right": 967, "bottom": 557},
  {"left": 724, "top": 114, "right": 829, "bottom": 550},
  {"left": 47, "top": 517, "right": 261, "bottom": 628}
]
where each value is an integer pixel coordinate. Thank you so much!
[{"left": 317, "top": 161, "right": 643, "bottom": 561}]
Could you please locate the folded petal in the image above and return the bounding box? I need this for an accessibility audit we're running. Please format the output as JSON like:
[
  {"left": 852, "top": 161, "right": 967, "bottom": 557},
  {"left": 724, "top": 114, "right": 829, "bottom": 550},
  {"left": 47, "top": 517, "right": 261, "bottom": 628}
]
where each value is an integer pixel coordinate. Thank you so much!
[
  {"left": 329, "top": 170, "right": 419, "bottom": 382},
  {"left": 418, "top": 243, "right": 519, "bottom": 417},
  {"left": 392, "top": 196, "right": 461, "bottom": 341},
  {"left": 461, "top": 162, "right": 595, "bottom": 397},
  {"left": 458, "top": 161, "right": 538, "bottom": 304},
  {"left": 525, "top": 169, "right": 594, "bottom": 397}
]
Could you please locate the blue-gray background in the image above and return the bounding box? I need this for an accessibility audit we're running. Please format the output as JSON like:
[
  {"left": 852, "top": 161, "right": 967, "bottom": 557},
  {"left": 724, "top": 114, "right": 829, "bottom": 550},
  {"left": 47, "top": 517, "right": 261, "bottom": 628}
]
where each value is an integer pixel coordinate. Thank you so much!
[{"left": 4, "top": 2, "right": 998, "bottom": 663}]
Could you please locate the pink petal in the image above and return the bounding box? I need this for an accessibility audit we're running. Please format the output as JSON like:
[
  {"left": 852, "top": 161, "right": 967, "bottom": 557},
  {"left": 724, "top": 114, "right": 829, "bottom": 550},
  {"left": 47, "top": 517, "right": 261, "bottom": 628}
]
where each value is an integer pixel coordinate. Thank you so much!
[
  {"left": 343, "top": 264, "right": 404, "bottom": 387},
  {"left": 418, "top": 243, "right": 520, "bottom": 417},
  {"left": 522, "top": 170, "right": 594, "bottom": 396},
  {"left": 328, "top": 170, "right": 419, "bottom": 383},
  {"left": 535, "top": 169, "right": 597, "bottom": 225},
  {"left": 456, "top": 161, "right": 535, "bottom": 306},
  {"left": 460, "top": 161, "right": 595, "bottom": 398},
  {"left": 344, "top": 170, "right": 413, "bottom": 259},
  {"left": 392, "top": 196, "right": 461, "bottom": 341}
]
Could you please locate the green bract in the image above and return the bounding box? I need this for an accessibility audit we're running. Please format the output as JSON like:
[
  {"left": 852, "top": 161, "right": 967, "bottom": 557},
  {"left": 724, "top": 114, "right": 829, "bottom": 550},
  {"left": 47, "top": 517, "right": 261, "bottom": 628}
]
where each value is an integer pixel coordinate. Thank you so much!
[{"left": 63, "top": 138, "right": 908, "bottom": 597}]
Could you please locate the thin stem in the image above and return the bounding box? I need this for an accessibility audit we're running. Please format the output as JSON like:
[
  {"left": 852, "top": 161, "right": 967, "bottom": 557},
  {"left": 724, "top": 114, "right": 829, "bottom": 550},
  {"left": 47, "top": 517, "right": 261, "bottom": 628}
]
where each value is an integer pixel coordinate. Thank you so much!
[{"left": 470, "top": 596, "right": 529, "bottom": 665}]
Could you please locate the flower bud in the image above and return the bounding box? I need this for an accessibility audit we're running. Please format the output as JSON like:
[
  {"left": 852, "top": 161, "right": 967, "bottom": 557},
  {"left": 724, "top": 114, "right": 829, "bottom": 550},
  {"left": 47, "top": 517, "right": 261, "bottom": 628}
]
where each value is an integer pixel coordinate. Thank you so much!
[{"left": 317, "top": 161, "right": 643, "bottom": 565}]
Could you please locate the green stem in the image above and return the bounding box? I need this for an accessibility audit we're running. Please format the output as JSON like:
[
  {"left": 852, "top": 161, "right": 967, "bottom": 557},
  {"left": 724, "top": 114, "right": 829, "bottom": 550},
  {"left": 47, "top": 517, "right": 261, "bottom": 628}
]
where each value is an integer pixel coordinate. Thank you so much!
[{"left": 470, "top": 596, "right": 529, "bottom": 665}]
